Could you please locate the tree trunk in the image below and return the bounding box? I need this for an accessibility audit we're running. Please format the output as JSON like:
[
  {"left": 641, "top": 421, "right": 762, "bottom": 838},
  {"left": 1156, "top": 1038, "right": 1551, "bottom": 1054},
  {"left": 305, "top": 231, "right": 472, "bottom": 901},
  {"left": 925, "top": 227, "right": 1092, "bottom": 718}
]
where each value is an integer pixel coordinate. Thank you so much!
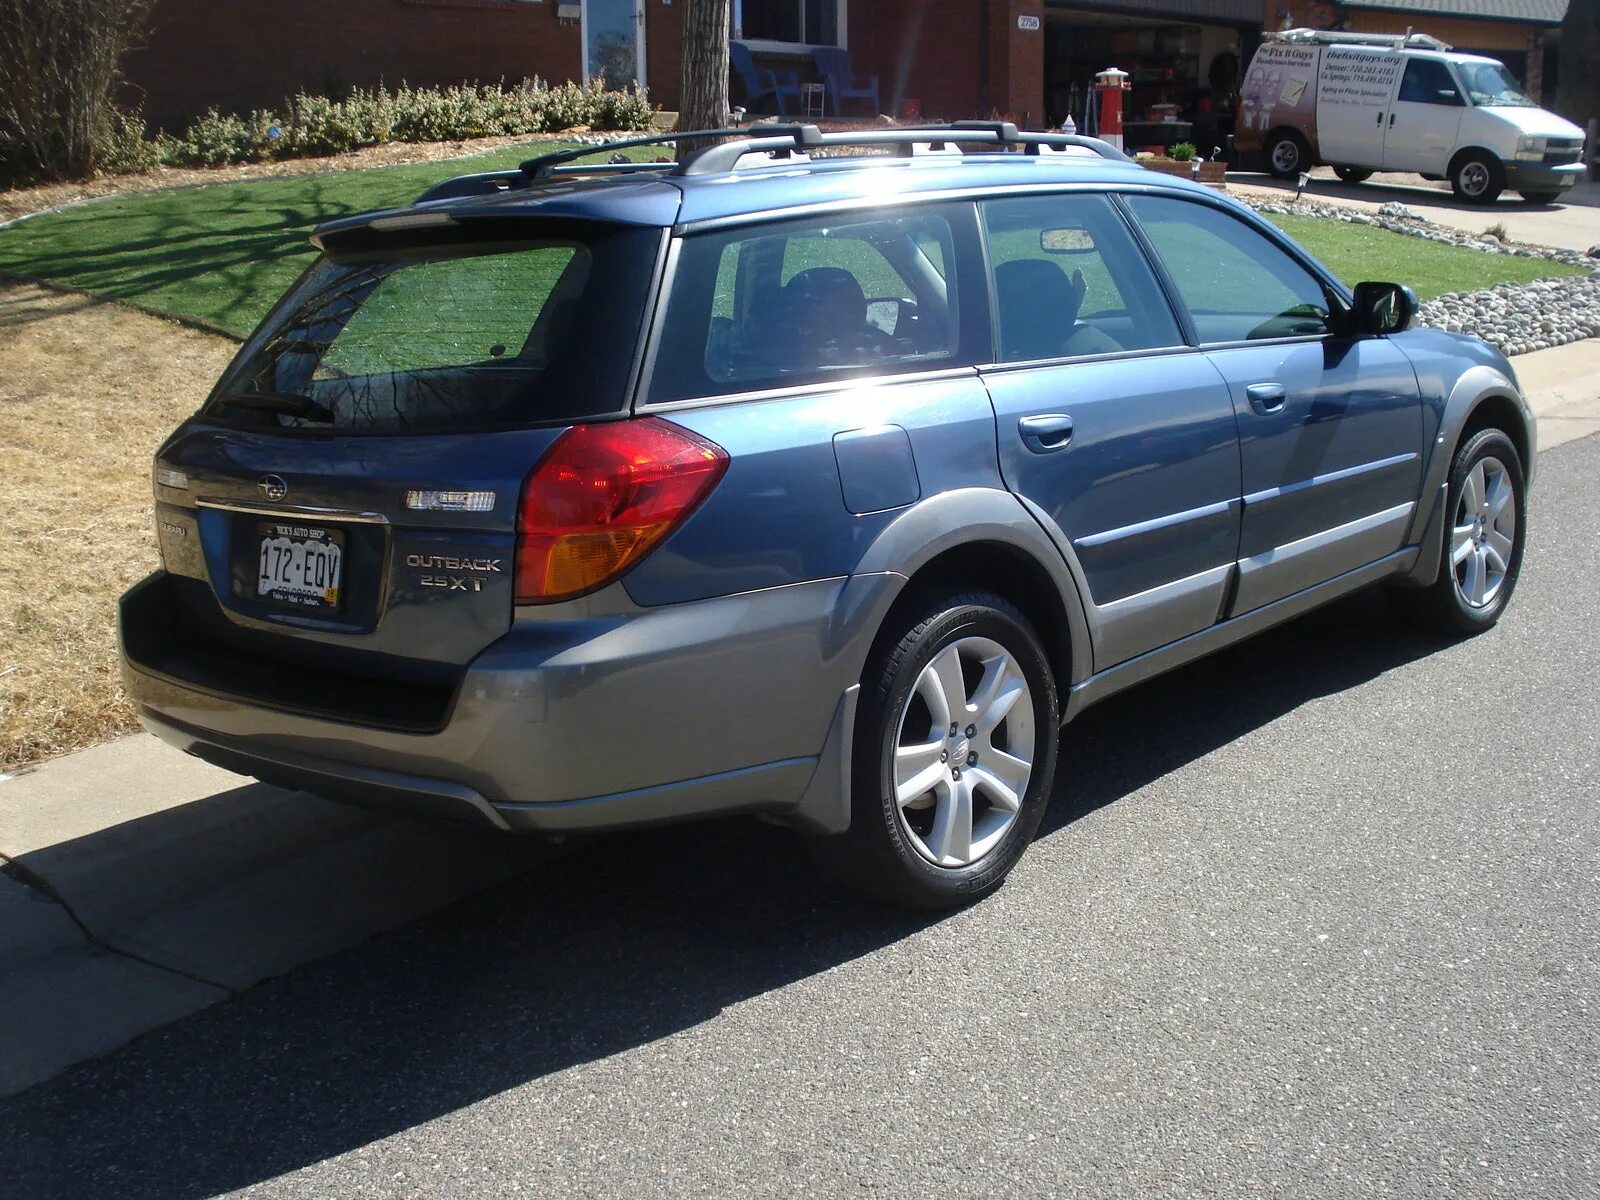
[
  {"left": 1556, "top": 0, "right": 1600, "bottom": 130},
  {"left": 677, "top": 0, "right": 731, "bottom": 162}
]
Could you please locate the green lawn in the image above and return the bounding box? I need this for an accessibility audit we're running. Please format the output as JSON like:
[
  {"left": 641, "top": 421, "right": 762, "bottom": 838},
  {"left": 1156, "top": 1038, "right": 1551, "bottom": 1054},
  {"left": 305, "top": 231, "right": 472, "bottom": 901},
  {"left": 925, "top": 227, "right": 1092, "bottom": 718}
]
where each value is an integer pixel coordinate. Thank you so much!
[
  {"left": 0, "top": 147, "right": 1583, "bottom": 338},
  {"left": 1265, "top": 213, "right": 1584, "bottom": 299},
  {"left": 0, "top": 142, "right": 657, "bottom": 336}
]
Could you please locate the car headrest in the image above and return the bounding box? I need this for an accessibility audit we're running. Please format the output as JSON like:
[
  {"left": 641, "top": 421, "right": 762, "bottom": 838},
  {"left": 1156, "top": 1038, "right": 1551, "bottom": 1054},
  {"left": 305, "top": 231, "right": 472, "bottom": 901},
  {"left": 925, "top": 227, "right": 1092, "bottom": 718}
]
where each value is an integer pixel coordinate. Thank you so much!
[{"left": 993, "top": 259, "right": 1087, "bottom": 362}]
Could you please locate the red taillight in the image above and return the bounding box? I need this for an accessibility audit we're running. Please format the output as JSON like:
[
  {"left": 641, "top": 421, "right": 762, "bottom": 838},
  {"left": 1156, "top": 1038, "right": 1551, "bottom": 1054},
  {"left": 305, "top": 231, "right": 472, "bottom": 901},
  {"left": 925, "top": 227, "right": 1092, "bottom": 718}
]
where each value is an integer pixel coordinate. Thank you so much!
[{"left": 514, "top": 417, "right": 729, "bottom": 604}]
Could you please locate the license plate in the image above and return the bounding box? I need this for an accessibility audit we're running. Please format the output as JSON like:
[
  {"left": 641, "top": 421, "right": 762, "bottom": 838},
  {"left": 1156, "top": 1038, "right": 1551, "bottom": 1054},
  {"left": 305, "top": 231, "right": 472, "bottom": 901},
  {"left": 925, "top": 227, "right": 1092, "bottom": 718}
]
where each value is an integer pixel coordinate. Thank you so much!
[{"left": 256, "top": 523, "right": 344, "bottom": 610}]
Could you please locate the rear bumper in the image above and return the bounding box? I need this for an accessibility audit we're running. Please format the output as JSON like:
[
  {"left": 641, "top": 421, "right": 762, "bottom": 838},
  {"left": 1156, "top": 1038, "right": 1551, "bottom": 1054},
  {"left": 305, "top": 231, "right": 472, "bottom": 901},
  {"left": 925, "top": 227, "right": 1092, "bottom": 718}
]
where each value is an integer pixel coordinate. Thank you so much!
[{"left": 121, "top": 571, "right": 893, "bottom": 834}]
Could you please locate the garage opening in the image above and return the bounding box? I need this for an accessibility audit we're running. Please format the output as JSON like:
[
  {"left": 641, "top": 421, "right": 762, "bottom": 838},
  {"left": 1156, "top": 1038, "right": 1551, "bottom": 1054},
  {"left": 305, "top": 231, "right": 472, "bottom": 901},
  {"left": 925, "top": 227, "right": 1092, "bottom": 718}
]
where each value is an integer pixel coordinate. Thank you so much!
[{"left": 1044, "top": 5, "right": 1264, "bottom": 160}]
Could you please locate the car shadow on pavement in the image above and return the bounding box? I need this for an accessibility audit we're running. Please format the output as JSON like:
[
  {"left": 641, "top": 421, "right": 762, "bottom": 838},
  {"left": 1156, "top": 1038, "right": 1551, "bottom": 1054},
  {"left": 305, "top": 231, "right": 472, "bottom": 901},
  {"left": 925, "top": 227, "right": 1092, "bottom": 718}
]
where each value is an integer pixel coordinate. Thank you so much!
[{"left": 0, "top": 590, "right": 1445, "bottom": 1199}]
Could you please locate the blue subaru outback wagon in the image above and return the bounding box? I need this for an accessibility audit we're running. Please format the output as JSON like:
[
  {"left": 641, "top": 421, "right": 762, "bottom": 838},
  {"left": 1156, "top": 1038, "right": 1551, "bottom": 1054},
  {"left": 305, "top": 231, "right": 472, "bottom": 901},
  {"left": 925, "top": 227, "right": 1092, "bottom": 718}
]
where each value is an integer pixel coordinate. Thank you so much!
[{"left": 120, "top": 123, "right": 1534, "bottom": 908}]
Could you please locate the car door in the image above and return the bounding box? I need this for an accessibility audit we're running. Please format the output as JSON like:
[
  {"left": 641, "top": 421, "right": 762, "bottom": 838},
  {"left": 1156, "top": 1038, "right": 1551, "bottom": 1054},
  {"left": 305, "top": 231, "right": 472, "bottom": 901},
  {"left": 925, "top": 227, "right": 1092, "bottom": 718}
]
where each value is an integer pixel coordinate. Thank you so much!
[
  {"left": 1383, "top": 56, "right": 1466, "bottom": 174},
  {"left": 977, "top": 192, "right": 1242, "bottom": 671},
  {"left": 1125, "top": 194, "right": 1423, "bottom": 616}
]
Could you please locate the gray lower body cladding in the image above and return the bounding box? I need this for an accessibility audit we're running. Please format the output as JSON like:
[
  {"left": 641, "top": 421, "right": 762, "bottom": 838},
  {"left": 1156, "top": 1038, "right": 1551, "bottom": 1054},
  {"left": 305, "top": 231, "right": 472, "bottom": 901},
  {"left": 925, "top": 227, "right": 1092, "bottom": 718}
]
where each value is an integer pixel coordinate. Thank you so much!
[{"left": 120, "top": 571, "right": 895, "bottom": 833}]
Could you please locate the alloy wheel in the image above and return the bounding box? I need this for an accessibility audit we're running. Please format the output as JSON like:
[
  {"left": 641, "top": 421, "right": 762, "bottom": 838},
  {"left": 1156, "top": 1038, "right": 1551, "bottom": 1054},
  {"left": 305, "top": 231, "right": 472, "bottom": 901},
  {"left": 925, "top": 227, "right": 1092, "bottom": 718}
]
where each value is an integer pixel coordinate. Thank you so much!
[
  {"left": 1271, "top": 140, "right": 1300, "bottom": 174},
  {"left": 1451, "top": 454, "right": 1517, "bottom": 608},
  {"left": 891, "top": 636, "right": 1037, "bottom": 868}
]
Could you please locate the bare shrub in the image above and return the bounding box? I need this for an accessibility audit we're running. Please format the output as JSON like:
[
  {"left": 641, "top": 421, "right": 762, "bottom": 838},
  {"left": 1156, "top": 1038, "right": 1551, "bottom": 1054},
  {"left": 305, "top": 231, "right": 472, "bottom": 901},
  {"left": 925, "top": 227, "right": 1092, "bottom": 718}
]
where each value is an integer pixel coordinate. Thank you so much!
[{"left": 0, "top": 0, "right": 152, "bottom": 182}]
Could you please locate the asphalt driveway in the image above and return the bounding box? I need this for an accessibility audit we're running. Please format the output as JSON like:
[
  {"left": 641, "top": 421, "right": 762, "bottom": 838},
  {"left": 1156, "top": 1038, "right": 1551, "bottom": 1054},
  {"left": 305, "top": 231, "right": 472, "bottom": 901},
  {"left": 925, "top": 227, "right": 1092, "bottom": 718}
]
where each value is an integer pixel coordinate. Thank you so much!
[{"left": 2, "top": 433, "right": 1596, "bottom": 1200}]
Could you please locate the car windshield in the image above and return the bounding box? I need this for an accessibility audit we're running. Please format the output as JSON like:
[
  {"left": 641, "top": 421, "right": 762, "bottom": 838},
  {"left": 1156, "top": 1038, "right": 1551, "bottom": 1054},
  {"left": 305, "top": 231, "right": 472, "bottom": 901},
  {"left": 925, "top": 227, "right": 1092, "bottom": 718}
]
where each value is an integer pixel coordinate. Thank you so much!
[
  {"left": 1457, "top": 61, "right": 1536, "bottom": 107},
  {"left": 208, "top": 221, "right": 661, "bottom": 434}
]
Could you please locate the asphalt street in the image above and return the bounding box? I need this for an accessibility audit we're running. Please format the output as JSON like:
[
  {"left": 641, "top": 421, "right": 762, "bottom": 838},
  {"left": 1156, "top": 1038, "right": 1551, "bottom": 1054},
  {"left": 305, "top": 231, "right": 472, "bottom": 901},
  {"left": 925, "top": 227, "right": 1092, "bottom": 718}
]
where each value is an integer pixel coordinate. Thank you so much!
[{"left": 3, "top": 434, "right": 1597, "bottom": 1200}]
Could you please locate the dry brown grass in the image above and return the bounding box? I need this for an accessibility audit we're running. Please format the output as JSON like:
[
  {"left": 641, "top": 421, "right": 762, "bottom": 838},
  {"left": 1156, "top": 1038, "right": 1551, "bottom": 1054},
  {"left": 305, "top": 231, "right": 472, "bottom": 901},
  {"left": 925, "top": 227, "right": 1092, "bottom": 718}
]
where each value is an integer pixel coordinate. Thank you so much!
[{"left": 0, "top": 281, "right": 235, "bottom": 768}]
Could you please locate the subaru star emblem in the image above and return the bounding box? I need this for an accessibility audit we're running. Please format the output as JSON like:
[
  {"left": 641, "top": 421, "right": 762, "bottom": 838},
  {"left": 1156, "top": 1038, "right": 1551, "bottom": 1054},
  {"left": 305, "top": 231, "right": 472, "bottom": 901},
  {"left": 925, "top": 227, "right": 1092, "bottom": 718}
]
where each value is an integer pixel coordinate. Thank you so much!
[{"left": 258, "top": 474, "right": 289, "bottom": 501}]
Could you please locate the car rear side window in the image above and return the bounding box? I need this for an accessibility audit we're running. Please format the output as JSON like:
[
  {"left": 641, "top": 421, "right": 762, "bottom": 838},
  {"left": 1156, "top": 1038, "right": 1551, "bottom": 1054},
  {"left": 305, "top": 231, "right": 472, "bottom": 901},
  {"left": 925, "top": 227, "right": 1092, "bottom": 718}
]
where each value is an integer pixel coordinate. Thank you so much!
[
  {"left": 1126, "top": 195, "right": 1334, "bottom": 344},
  {"left": 650, "top": 209, "right": 965, "bottom": 403},
  {"left": 209, "top": 221, "right": 661, "bottom": 434},
  {"left": 980, "top": 193, "right": 1182, "bottom": 363}
]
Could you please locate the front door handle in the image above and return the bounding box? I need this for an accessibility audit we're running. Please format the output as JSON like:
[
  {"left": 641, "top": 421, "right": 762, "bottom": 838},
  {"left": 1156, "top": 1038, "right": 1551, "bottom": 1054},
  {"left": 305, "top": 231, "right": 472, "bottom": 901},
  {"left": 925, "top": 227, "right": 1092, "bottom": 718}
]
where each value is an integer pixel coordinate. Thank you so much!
[
  {"left": 1018, "top": 413, "right": 1074, "bottom": 453},
  {"left": 1246, "top": 383, "right": 1287, "bottom": 415}
]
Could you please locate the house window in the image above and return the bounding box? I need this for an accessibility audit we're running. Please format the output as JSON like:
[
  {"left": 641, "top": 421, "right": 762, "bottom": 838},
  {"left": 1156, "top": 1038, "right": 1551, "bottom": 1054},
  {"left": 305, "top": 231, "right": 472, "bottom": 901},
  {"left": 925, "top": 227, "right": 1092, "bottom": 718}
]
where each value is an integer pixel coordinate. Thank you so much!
[{"left": 734, "top": 0, "right": 842, "bottom": 47}]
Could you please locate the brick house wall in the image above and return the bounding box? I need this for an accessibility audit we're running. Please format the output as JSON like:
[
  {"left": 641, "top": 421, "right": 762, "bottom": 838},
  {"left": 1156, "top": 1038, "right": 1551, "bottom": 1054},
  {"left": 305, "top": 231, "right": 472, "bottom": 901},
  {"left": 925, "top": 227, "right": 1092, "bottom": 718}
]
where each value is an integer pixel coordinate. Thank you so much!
[
  {"left": 126, "top": 0, "right": 588, "bottom": 130},
  {"left": 846, "top": 0, "right": 1045, "bottom": 125}
]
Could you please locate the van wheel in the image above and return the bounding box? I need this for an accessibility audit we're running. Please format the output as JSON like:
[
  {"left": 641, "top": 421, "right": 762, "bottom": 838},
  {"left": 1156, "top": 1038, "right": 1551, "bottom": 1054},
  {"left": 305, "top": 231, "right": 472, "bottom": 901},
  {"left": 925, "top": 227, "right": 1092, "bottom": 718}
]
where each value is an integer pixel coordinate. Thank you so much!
[
  {"left": 805, "top": 590, "right": 1059, "bottom": 910},
  {"left": 1332, "top": 166, "right": 1372, "bottom": 184},
  {"left": 1450, "top": 152, "right": 1505, "bottom": 204},
  {"left": 1519, "top": 190, "right": 1561, "bottom": 204},
  {"left": 1392, "top": 428, "right": 1526, "bottom": 636},
  {"left": 1267, "top": 130, "right": 1311, "bottom": 179}
]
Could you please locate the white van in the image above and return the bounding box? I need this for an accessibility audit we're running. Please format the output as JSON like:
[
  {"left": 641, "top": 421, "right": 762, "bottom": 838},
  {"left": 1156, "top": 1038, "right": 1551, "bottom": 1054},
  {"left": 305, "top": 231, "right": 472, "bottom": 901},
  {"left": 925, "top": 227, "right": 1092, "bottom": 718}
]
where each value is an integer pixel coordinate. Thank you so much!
[{"left": 1237, "top": 29, "right": 1588, "bottom": 204}]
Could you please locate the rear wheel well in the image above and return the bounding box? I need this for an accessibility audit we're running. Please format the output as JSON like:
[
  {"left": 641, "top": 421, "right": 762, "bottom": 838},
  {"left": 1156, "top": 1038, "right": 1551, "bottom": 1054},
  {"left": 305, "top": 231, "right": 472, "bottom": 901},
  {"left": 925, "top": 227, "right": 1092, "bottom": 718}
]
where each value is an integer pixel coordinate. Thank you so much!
[
  {"left": 1458, "top": 393, "right": 1529, "bottom": 469},
  {"left": 876, "top": 542, "right": 1075, "bottom": 692}
]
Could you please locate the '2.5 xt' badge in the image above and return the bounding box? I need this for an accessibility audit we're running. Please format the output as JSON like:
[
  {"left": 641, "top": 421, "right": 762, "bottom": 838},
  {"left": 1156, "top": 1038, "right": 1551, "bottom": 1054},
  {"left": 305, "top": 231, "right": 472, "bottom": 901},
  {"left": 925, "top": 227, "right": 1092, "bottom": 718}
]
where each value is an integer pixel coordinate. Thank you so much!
[{"left": 407, "top": 552, "right": 503, "bottom": 593}]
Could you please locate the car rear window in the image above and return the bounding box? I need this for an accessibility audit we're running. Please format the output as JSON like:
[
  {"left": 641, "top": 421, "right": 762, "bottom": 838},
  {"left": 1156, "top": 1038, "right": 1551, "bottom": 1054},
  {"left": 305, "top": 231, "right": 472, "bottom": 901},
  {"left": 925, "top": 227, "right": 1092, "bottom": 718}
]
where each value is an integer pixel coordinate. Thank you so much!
[{"left": 208, "top": 221, "right": 662, "bottom": 434}]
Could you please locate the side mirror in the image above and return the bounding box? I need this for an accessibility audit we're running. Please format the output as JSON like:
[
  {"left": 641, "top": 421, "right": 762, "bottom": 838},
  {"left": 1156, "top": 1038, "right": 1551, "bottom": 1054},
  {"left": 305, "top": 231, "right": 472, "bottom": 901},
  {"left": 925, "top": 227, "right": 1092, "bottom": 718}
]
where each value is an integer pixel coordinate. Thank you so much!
[
  {"left": 1351, "top": 281, "right": 1418, "bottom": 335},
  {"left": 1438, "top": 88, "right": 1459, "bottom": 104}
]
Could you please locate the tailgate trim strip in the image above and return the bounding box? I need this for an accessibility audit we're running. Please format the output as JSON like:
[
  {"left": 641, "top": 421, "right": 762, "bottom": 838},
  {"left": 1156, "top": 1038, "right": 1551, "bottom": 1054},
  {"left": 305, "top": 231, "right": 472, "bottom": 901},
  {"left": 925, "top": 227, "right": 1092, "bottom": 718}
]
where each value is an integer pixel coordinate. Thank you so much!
[{"left": 197, "top": 497, "right": 390, "bottom": 524}]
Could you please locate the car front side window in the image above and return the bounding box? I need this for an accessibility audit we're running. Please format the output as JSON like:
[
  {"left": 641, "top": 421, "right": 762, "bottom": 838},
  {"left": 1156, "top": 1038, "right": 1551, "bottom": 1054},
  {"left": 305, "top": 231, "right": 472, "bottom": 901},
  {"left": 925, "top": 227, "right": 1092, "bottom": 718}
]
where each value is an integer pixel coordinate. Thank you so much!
[{"left": 1126, "top": 195, "right": 1335, "bottom": 345}]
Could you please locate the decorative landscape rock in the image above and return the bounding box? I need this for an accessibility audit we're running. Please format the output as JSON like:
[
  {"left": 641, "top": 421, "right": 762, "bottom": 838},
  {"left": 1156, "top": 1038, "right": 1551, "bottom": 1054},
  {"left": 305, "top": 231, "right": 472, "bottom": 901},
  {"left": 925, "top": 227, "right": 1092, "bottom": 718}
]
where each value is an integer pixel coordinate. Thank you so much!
[
  {"left": 1235, "top": 194, "right": 1600, "bottom": 357},
  {"left": 1417, "top": 278, "right": 1600, "bottom": 358}
]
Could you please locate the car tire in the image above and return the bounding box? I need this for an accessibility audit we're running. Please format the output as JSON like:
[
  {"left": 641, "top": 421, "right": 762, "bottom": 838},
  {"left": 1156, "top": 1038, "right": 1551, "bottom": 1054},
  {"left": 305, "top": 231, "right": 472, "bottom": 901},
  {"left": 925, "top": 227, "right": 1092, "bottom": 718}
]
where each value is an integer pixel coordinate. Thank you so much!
[
  {"left": 1391, "top": 428, "right": 1526, "bottom": 636},
  {"left": 1450, "top": 152, "right": 1505, "bottom": 204},
  {"left": 806, "top": 589, "right": 1060, "bottom": 910},
  {"left": 1519, "top": 190, "right": 1561, "bottom": 204},
  {"left": 1332, "top": 166, "right": 1373, "bottom": 184},
  {"left": 1267, "top": 130, "right": 1311, "bottom": 179}
]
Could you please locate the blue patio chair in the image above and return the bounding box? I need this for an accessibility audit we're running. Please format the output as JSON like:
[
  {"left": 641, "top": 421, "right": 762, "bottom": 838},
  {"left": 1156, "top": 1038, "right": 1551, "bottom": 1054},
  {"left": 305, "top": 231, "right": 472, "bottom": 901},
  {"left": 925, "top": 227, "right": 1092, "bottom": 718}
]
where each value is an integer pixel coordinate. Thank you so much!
[
  {"left": 811, "top": 47, "right": 880, "bottom": 117},
  {"left": 729, "top": 41, "right": 802, "bottom": 117}
]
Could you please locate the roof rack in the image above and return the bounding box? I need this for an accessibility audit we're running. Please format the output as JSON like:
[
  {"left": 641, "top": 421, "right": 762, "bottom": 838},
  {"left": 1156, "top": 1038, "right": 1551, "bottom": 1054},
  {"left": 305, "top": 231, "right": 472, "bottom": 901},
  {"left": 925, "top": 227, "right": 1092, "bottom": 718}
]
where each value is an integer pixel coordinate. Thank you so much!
[
  {"left": 1268, "top": 27, "right": 1452, "bottom": 51},
  {"left": 412, "top": 121, "right": 1130, "bottom": 204},
  {"left": 674, "top": 121, "right": 1131, "bottom": 175}
]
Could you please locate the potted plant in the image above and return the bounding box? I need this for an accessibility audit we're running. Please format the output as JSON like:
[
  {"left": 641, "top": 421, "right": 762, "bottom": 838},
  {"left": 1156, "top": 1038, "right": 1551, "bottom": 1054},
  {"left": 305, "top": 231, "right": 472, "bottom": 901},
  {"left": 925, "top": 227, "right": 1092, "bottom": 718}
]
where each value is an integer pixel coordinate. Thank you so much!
[{"left": 1141, "top": 141, "right": 1228, "bottom": 185}]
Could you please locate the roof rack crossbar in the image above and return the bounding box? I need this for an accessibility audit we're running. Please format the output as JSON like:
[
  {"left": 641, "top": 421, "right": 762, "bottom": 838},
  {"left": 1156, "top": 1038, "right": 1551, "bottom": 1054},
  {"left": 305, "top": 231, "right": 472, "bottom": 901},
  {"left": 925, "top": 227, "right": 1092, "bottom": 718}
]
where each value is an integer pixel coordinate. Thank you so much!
[
  {"left": 519, "top": 126, "right": 814, "bottom": 179},
  {"left": 674, "top": 122, "right": 1131, "bottom": 175}
]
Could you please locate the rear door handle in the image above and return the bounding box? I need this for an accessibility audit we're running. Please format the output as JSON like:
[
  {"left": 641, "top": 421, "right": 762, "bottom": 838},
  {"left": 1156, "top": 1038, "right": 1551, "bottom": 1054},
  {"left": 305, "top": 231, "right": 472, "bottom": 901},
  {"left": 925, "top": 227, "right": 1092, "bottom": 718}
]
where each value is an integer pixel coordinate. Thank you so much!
[
  {"left": 1245, "top": 383, "right": 1287, "bottom": 415},
  {"left": 1018, "top": 413, "right": 1074, "bottom": 453}
]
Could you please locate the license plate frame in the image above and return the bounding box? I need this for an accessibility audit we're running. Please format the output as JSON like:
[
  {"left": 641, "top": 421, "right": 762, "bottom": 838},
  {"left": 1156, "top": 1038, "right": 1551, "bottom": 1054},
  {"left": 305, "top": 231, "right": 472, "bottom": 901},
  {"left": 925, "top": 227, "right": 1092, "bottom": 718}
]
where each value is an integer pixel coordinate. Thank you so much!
[{"left": 255, "top": 521, "right": 346, "bottom": 612}]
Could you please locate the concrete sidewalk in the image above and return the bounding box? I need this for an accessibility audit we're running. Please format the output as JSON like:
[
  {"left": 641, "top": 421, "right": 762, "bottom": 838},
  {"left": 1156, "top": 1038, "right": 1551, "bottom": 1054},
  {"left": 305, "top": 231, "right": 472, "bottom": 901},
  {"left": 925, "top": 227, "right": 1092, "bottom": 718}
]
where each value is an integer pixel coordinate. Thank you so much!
[
  {"left": 0, "top": 738, "right": 551, "bottom": 1098},
  {"left": 2, "top": 336, "right": 1597, "bottom": 1101}
]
